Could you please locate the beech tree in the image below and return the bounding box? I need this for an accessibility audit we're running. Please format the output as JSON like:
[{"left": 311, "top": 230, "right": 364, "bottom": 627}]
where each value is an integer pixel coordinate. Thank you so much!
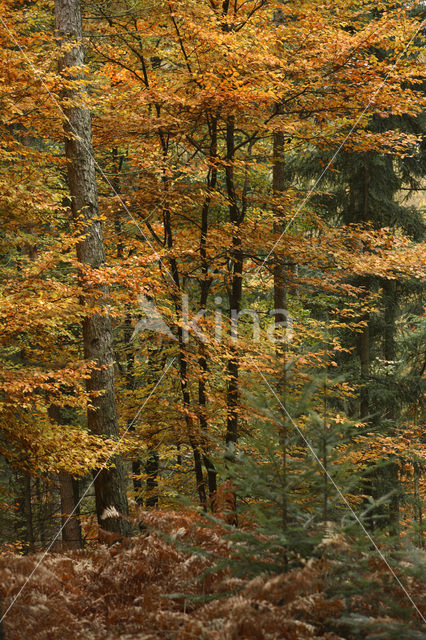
[
  {"left": 54, "top": 0, "right": 128, "bottom": 534},
  {"left": 0, "top": 0, "right": 423, "bottom": 557}
]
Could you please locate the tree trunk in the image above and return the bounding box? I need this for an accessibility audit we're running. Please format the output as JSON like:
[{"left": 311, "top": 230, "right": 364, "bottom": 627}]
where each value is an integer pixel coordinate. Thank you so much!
[
  {"left": 359, "top": 167, "right": 371, "bottom": 421},
  {"left": 272, "top": 110, "right": 289, "bottom": 532},
  {"left": 48, "top": 405, "right": 82, "bottom": 549},
  {"left": 222, "top": 115, "right": 242, "bottom": 527},
  {"left": 225, "top": 115, "right": 243, "bottom": 449},
  {"left": 199, "top": 116, "right": 218, "bottom": 510},
  {"left": 413, "top": 461, "right": 424, "bottom": 548},
  {"left": 226, "top": 242, "right": 243, "bottom": 447},
  {"left": 35, "top": 478, "right": 47, "bottom": 547},
  {"left": 59, "top": 472, "right": 82, "bottom": 550},
  {"left": 55, "top": 0, "right": 128, "bottom": 535},
  {"left": 164, "top": 205, "right": 207, "bottom": 509},
  {"left": 145, "top": 450, "right": 160, "bottom": 508},
  {"left": 23, "top": 474, "right": 35, "bottom": 553},
  {"left": 383, "top": 279, "right": 400, "bottom": 538},
  {"left": 132, "top": 459, "right": 143, "bottom": 505},
  {"left": 356, "top": 172, "right": 373, "bottom": 526},
  {"left": 359, "top": 312, "right": 370, "bottom": 421}
]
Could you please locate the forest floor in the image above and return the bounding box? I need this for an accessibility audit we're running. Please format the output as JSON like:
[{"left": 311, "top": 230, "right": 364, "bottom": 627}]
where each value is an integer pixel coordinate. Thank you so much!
[{"left": 0, "top": 510, "right": 424, "bottom": 640}]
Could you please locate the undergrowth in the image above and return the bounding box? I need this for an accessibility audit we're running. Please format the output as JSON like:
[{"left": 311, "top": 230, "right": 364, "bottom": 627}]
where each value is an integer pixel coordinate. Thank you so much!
[{"left": 0, "top": 509, "right": 425, "bottom": 639}]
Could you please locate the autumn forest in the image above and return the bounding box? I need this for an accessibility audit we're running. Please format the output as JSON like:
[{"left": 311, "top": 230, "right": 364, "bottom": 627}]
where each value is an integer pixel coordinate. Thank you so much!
[{"left": 0, "top": 0, "right": 425, "bottom": 638}]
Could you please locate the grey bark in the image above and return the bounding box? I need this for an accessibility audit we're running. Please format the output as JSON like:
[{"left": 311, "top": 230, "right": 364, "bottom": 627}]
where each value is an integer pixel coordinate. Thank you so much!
[{"left": 55, "top": 0, "right": 128, "bottom": 534}]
